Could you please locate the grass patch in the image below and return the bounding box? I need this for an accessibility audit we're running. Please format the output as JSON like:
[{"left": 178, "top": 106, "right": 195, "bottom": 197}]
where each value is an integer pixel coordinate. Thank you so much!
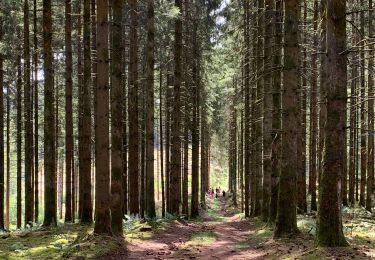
[
  {"left": 0, "top": 224, "right": 125, "bottom": 259},
  {"left": 186, "top": 231, "right": 217, "bottom": 247}
]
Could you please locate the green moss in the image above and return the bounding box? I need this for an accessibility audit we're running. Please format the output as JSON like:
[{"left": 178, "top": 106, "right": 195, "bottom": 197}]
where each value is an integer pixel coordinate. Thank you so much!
[
  {"left": 186, "top": 231, "right": 217, "bottom": 246},
  {"left": 0, "top": 224, "right": 125, "bottom": 259}
]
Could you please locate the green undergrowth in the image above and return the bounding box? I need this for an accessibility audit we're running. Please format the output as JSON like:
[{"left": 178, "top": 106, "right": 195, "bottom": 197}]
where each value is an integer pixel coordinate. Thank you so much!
[
  {"left": 0, "top": 224, "right": 125, "bottom": 259},
  {"left": 186, "top": 231, "right": 217, "bottom": 247},
  {"left": 236, "top": 218, "right": 272, "bottom": 250}
]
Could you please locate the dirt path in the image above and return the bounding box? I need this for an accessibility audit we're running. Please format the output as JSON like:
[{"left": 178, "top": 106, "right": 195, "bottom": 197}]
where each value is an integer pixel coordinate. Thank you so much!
[
  {"left": 119, "top": 197, "right": 374, "bottom": 260},
  {"left": 123, "top": 196, "right": 267, "bottom": 260}
]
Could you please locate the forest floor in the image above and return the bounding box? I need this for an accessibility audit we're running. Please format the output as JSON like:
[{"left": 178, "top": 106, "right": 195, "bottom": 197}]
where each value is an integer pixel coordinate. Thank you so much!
[
  {"left": 1, "top": 196, "right": 375, "bottom": 259},
  {"left": 122, "top": 196, "right": 375, "bottom": 260}
]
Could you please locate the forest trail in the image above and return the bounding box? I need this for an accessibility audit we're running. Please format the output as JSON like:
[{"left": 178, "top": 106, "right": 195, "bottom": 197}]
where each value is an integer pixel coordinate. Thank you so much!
[
  {"left": 122, "top": 196, "right": 285, "bottom": 260},
  {"left": 118, "top": 196, "right": 374, "bottom": 260},
  {"left": 123, "top": 195, "right": 261, "bottom": 259}
]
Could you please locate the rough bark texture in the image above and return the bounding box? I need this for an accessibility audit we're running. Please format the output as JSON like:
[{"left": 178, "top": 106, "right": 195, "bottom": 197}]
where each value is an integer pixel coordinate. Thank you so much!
[
  {"left": 190, "top": 21, "right": 200, "bottom": 219},
  {"left": 33, "top": 0, "right": 39, "bottom": 223},
  {"left": 76, "top": 0, "right": 83, "bottom": 219},
  {"left": 145, "top": 0, "right": 156, "bottom": 218},
  {"left": 229, "top": 88, "right": 237, "bottom": 207},
  {"left": 309, "top": 0, "right": 318, "bottom": 212},
  {"left": 243, "top": 0, "right": 250, "bottom": 218},
  {"left": 274, "top": 0, "right": 299, "bottom": 238},
  {"left": 43, "top": 0, "right": 57, "bottom": 226},
  {"left": 359, "top": 0, "right": 366, "bottom": 207},
  {"left": 80, "top": 0, "right": 93, "bottom": 223},
  {"left": 297, "top": 0, "right": 307, "bottom": 214},
  {"left": 262, "top": 0, "right": 274, "bottom": 221},
  {"left": 0, "top": 12, "right": 3, "bottom": 229},
  {"left": 94, "top": 0, "right": 112, "bottom": 235},
  {"left": 160, "top": 71, "right": 165, "bottom": 217},
  {"left": 269, "top": 0, "right": 283, "bottom": 224},
  {"left": 111, "top": 0, "right": 124, "bottom": 234},
  {"left": 318, "top": 0, "right": 327, "bottom": 206},
  {"left": 253, "top": 0, "right": 263, "bottom": 218},
  {"left": 17, "top": 50, "right": 22, "bottom": 229},
  {"left": 316, "top": 0, "right": 347, "bottom": 247},
  {"left": 128, "top": 0, "right": 139, "bottom": 215},
  {"left": 170, "top": 0, "right": 183, "bottom": 215},
  {"left": 366, "top": 0, "right": 374, "bottom": 212},
  {"left": 24, "top": 0, "right": 34, "bottom": 225},
  {"left": 6, "top": 72, "right": 10, "bottom": 228},
  {"left": 64, "top": 0, "right": 73, "bottom": 223}
]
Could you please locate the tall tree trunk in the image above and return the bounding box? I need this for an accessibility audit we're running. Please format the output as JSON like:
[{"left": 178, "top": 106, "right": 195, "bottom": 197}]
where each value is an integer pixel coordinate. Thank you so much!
[
  {"left": 349, "top": 17, "right": 357, "bottom": 206},
  {"left": 309, "top": 0, "right": 318, "bottom": 212},
  {"left": 65, "top": 0, "right": 73, "bottom": 223},
  {"left": 33, "top": 0, "right": 39, "bottom": 223},
  {"left": 110, "top": 0, "right": 124, "bottom": 234},
  {"left": 24, "top": 0, "right": 34, "bottom": 225},
  {"left": 140, "top": 76, "right": 146, "bottom": 218},
  {"left": 0, "top": 13, "right": 3, "bottom": 230},
  {"left": 297, "top": 0, "right": 307, "bottom": 214},
  {"left": 17, "top": 33, "right": 23, "bottom": 229},
  {"left": 269, "top": 0, "right": 283, "bottom": 223},
  {"left": 200, "top": 91, "right": 207, "bottom": 207},
  {"left": 253, "top": 0, "right": 263, "bottom": 218},
  {"left": 170, "top": 0, "right": 183, "bottom": 215},
  {"left": 262, "top": 0, "right": 274, "bottom": 221},
  {"left": 182, "top": 92, "right": 189, "bottom": 215},
  {"left": 316, "top": 0, "right": 347, "bottom": 247},
  {"left": 79, "top": 0, "right": 93, "bottom": 223},
  {"left": 165, "top": 72, "right": 171, "bottom": 213},
  {"left": 128, "top": 0, "right": 139, "bottom": 215},
  {"left": 145, "top": 0, "right": 156, "bottom": 218},
  {"left": 274, "top": 0, "right": 300, "bottom": 237},
  {"left": 243, "top": 0, "right": 250, "bottom": 218},
  {"left": 6, "top": 76, "right": 10, "bottom": 228},
  {"left": 43, "top": 0, "right": 57, "bottom": 226},
  {"left": 160, "top": 70, "right": 165, "bottom": 217},
  {"left": 359, "top": 0, "right": 366, "bottom": 207},
  {"left": 122, "top": 9, "right": 128, "bottom": 215},
  {"left": 76, "top": 0, "right": 83, "bottom": 218},
  {"left": 190, "top": 21, "right": 200, "bottom": 218},
  {"left": 366, "top": 0, "right": 374, "bottom": 212},
  {"left": 94, "top": 0, "right": 112, "bottom": 235},
  {"left": 318, "top": 0, "right": 328, "bottom": 205},
  {"left": 229, "top": 85, "right": 237, "bottom": 206},
  {"left": 182, "top": 3, "right": 189, "bottom": 214}
]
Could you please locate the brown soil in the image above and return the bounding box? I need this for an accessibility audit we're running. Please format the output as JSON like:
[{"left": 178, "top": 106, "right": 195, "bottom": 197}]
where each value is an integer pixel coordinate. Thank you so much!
[{"left": 110, "top": 197, "right": 374, "bottom": 260}]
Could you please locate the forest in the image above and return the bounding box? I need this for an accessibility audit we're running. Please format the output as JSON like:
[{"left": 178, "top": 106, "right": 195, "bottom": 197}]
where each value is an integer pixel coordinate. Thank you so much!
[{"left": 0, "top": 0, "right": 375, "bottom": 259}]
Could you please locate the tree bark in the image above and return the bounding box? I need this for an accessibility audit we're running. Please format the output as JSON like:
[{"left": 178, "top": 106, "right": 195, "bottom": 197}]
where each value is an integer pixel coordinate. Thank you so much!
[
  {"left": 359, "top": 0, "right": 366, "bottom": 207},
  {"left": 170, "top": 0, "right": 183, "bottom": 215},
  {"left": 243, "top": 0, "right": 250, "bottom": 218},
  {"left": 43, "top": 0, "right": 57, "bottom": 226},
  {"left": 274, "top": 0, "right": 300, "bottom": 237},
  {"left": 160, "top": 70, "right": 165, "bottom": 217},
  {"left": 366, "top": 0, "right": 374, "bottom": 212},
  {"left": 80, "top": 0, "right": 93, "bottom": 223},
  {"left": 0, "top": 12, "right": 3, "bottom": 230},
  {"left": 262, "top": 0, "right": 274, "bottom": 221},
  {"left": 316, "top": 0, "right": 347, "bottom": 247},
  {"left": 145, "top": 0, "right": 156, "bottom": 218},
  {"left": 111, "top": 0, "right": 124, "bottom": 234},
  {"left": 128, "top": 0, "right": 139, "bottom": 215},
  {"left": 65, "top": 0, "right": 73, "bottom": 223},
  {"left": 94, "top": 0, "right": 112, "bottom": 235},
  {"left": 309, "top": 0, "right": 318, "bottom": 212},
  {"left": 17, "top": 49, "right": 22, "bottom": 229},
  {"left": 190, "top": 20, "right": 200, "bottom": 218},
  {"left": 33, "top": 0, "right": 39, "bottom": 223},
  {"left": 24, "top": 0, "right": 34, "bottom": 225}
]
